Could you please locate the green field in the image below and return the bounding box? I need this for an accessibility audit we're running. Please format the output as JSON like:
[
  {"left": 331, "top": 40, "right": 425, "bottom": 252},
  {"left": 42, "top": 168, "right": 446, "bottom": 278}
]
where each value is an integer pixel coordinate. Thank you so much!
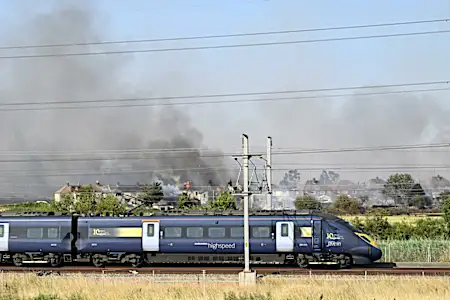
[{"left": 341, "top": 214, "right": 443, "bottom": 224}]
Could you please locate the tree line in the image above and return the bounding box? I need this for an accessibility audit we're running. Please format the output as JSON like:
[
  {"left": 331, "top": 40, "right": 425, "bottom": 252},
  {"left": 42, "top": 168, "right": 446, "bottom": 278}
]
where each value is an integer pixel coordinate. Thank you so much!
[
  {"left": 3, "top": 182, "right": 237, "bottom": 215},
  {"left": 295, "top": 192, "right": 450, "bottom": 240}
]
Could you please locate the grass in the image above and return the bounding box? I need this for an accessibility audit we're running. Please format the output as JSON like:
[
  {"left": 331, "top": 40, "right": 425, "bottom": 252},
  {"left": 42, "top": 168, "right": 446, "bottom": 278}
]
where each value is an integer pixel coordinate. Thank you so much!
[
  {"left": 0, "top": 274, "right": 447, "bottom": 300},
  {"left": 377, "top": 239, "right": 450, "bottom": 263}
]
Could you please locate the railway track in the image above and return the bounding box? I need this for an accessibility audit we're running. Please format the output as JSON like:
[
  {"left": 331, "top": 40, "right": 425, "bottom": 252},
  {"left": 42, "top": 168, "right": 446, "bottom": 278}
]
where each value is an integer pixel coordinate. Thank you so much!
[{"left": 1, "top": 265, "right": 450, "bottom": 276}]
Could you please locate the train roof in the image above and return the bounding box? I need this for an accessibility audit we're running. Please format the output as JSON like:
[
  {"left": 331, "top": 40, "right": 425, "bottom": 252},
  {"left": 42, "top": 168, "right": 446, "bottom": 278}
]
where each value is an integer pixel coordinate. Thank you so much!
[{"left": 0, "top": 209, "right": 343, "bottom": 221}]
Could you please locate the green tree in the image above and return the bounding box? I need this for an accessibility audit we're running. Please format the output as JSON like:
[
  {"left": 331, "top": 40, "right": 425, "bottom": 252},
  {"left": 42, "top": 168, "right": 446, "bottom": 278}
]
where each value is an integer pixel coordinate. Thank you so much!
[
  {"left": 96, "top": 194, "right": 127, "bottom": 215},
  {"left": 382, "top": 173, "right": 416, "bottom": 206},
  {"left": 363, "top": 216, "right": 393, "bottom": 240},
  {"left": 332, "top": 194, "right": 360, "bottom": 215},
  {"left": 74, "top": 185, "right": 98, "bottom": 214},
  {"left": 209, "top": 191, "right": 236, "bottom": 210},
  {"left": 359, "top": 195, "right": 369, "bottom": 206},
  {"left": 413, "top": 218, "right": 447, "bottom": 239},
  {"left": 177, "top": 192, "right": 192, "bottom": 209},
  {"left": 140, "top": 182, "right": 164, "bottom": 205},
  {"left": 52, "top": 193, "right": 75, "bottom": 213},
  {"left": 279, "top": 169, "right": 301, "bottom": 190},
  {"left": 411, "top": 195, "right": 426, "bottom": 209},
  {"left": 294, "top": 195, "right": 321, "bottom": 210}
]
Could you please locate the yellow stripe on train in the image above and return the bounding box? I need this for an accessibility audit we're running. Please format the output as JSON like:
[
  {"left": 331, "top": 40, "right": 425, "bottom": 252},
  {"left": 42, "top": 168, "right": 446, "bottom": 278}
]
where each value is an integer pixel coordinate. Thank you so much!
[
  {"left": 115, "top": 227, "right": 142, "bottom": 237},
  {"left": 354, "top": 232, "right": 378, "bottom": 248},
  {"left": 90, "top": 227, "right": 142, "bottom": 238}
]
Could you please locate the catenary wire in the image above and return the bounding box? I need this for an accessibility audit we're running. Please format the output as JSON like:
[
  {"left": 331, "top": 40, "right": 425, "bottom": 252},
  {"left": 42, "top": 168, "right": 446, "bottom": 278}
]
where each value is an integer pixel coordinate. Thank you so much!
[
  {"left": 0, "top": 166, "right": 448, "bottom": 178},
  {"left": 0, "top": 18, "right": 447, "bottom": 50},
  {"left": 1, "top": 29, "right": 450, "bottom": 60},
  {"left": 0, "top": 87, "right": 449, "bottom": 113},
  {"left": 0, "top": 143, "right": 445, "bottom": 163},
  {"left": 0, "top": 80, "right": 447, "bottom": 107},
  {"left": 0, "top": 162, "right": 448, "bottom": 173}
]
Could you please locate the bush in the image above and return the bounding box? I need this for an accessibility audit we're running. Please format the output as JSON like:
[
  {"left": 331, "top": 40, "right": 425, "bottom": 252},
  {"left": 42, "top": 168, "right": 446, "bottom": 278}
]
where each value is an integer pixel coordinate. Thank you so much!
[
  {"left": 347, "top": 216, "right": 449, "bottom": 240},
  {"left": 329, "top": 195, "right": 361, "bottom": 215},
  {"left": 295, "top": 195, "right": 321, "bottom": 210}
]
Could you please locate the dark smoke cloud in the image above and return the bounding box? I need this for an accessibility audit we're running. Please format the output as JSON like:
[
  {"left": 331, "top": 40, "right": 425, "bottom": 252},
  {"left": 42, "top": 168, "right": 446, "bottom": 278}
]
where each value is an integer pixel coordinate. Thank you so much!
[{"left": 0, "top": 2, "right": 231, "bottom": 200}]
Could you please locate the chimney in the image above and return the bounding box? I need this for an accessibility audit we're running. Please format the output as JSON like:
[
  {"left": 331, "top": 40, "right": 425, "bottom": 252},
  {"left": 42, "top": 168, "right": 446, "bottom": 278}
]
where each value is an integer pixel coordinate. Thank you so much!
[
  {"left": 96, "top": 180, "right": 100, "bottom": 186},
  {"left": 116, "top": 181, "right": 120, "bottom": 187},
  {"left": 66, "top": 181, "right": 70, "bottom": 186}
]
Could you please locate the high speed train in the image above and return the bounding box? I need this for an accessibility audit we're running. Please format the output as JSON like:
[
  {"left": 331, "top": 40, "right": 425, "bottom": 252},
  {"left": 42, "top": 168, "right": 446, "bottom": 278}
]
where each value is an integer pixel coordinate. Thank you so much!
[{"left": 0, "top": 210, "right": 382, "bottom": 268}]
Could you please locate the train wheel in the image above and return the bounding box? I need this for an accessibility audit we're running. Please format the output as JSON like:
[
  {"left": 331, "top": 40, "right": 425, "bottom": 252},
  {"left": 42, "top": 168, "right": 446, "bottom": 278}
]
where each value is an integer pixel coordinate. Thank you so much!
[
  {"left": 12, "top": 254, "right": 25, "bottom": 267},
  {"left": 296, "top": 255, "right": 309, "bottom": 268},
  {"left": 48, "top": 254, "right": 62, "bottom": 268},
  {"left": 339, "top": 255, "right": 352, "bottom": 269},
  {"left": 91, "top": 254, "right": 107, "bottom": 268},
  {"left": 131, "top": 255, "right": 144, "bottom": 268}
]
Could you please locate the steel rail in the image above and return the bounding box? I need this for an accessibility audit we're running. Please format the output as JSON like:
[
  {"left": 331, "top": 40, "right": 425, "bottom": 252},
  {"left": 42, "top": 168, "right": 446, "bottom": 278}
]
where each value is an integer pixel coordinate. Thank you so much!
[{"left": 1, "top": 266, "right": 450, "bottom": 276}]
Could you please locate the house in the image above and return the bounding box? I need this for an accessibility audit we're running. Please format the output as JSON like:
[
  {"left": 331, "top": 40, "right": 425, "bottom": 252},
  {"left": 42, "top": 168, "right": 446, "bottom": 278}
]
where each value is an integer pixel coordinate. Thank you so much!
[
  {"left": 302, "top": 177, "right": 361, "bottom": 200},
  {"left": 54, "top": 182, "right": 82, "bottom": 202},
  {"left": 112, "top": 182, "right": 143, "bottom": 206}
]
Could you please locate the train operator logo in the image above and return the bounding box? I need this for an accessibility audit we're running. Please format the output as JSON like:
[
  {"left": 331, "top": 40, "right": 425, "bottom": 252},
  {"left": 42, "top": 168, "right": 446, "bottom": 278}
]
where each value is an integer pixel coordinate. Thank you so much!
[{"left": 207, "top": 243, "right": 236, "bottom": 250}]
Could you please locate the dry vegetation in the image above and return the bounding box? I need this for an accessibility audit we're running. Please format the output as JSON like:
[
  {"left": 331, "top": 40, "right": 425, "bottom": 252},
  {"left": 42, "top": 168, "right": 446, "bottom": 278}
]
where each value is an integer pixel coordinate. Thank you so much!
[
  {"left": 340, "top": 215, "right": 442, "bottom": 224},
  {"left": 0, "top": 274, "right": 447, "bottom": 300}
]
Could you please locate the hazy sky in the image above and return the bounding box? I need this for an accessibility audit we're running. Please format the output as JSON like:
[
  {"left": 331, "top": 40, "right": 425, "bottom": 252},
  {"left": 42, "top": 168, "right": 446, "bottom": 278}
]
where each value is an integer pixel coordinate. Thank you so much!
[{"left": 0, "top": 0, "right": 449, "bottom": 198}]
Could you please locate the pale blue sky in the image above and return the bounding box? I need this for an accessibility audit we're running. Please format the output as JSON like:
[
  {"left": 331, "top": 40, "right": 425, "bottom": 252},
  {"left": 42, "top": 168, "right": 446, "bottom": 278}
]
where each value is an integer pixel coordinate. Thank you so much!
[{"left": 0, "top": 1, "right": 449, "bottom": 194}]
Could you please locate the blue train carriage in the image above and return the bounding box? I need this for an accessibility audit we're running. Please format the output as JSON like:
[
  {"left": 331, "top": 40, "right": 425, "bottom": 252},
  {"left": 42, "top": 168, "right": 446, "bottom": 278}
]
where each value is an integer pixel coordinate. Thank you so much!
[
  {"left": 0, "top": 214, "right": 75, "bottom": 267},
  {"left": 77, "top": 210, "right": 382, "bottom": 268},
  {"left": 77, "top": 216, "right": 147, "bottom": 267}
]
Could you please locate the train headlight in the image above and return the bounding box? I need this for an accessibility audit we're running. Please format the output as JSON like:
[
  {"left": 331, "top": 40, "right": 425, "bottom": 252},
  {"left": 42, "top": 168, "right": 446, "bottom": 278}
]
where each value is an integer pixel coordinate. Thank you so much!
[{"left": 355, "top": 232, "right": 378, "bottom": 248}]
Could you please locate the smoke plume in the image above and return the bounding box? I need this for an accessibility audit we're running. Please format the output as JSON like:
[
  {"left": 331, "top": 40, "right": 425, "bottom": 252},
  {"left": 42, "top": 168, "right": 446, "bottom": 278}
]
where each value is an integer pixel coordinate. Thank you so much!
[{"left": 0, "top": 2, "right": 231, "bottom": 200}]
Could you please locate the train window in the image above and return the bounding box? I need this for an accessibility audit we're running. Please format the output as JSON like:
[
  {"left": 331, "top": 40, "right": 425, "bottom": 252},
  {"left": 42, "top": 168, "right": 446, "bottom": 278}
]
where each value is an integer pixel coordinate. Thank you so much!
[
  {"left": 252, "top": 227, "right": 270, "bottom": 238},
  {"left": 147, "top": 224, "right": 154, "bottom": 237},
  {"left": 281, "top": 224, "right": 288, "bottom": 237},
  {"left": 0, "top": 225, "right": 3, "bottom": 238},
  {"left": 208, "top": 227, "right": 225, "bottom": 238},
  {"left": 298, "top": 226, "right": 312, "bottom": 238},
  {"left": 27, "top": 228, "right": 43, "bottom": 239},
  {"left": 187, "top": 227, "right": 203, "bottom": 238},
  {"left": 164, "top": 227, "right": 182, "bottom": 238},
  {"left": 230, "top": 227, "right": 244, "bottom": 238},
  {"left": 47, "top": 228, "right": 59, "bottom": 239}
]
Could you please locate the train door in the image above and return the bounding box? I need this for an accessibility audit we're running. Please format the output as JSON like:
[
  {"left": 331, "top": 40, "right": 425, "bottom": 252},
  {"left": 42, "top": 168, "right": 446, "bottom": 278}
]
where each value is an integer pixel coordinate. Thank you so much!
[
  {"left": 312, "top": 219, "right": 322, "bottom": 251},
  {"left": 0, "top": 223, "right": 9, "bottom": 252},
  {"left": 275, "top": 221, "right": 294, "bottom": 252},
  {"left": 142, "top": 222, "right": 160, "bottom": 252}
]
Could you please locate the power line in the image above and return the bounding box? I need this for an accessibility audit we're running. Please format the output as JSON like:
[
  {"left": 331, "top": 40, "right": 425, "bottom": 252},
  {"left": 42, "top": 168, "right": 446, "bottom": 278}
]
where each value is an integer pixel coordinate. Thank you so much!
[
  {"left": 1, "top": 18, "right": 447, "bottom": 50},
  {"left": 0, "top": 86, "right": 449, "bottom": 113},
  {"left": 0, "top": 80, "right": 447, "bottom": 107},
  {"left": 0, "top": 165, "right": 448, "bottom": 178},
  {"left": 1, "top": 29, "right": 450, "bottom": 60},
  {"left": 0, "top": 143, "right": 446, "bottom": 163},
  {"left": 0, "top": 163, "right": 448, "bottom": 173},
  {"left": 273, "top": 143, "right": 450, "bottom": 155},
  {"left": 0, "top": 147, "right": 232, "bottom": 157}
]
